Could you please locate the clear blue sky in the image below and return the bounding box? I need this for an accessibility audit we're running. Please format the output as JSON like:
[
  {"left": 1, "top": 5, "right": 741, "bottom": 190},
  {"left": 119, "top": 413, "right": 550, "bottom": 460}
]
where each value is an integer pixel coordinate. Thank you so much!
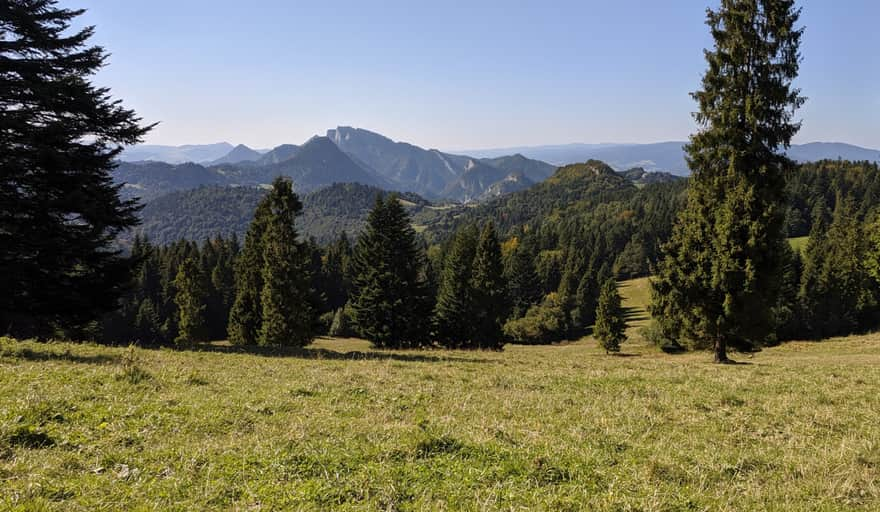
[{"left": 62, "top": 0, "right": 879, "bottom": 150}]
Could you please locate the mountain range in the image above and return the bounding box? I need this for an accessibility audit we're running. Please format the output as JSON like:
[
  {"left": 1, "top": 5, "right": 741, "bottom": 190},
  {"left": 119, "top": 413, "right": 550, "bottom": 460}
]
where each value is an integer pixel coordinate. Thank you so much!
[
  {"left": 461, "top": 141, "right": 880, "bottom": 174},
  {"left": 117, "top": 128, "right": 880, "bottom": 203},
  {"left": 115, "top": 127, "right": 557, "bottom": 203}
]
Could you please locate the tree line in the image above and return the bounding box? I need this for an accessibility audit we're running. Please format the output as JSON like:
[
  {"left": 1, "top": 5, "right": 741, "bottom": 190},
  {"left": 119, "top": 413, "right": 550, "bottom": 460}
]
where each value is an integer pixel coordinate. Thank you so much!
[{"left": 89, "top": 176, "right": 631, "bottom": 351}]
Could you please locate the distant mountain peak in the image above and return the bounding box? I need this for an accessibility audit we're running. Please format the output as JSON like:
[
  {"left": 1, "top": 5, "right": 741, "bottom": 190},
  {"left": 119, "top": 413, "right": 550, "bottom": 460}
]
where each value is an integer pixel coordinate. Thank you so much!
[{"left": 211, "top": 144, "right": 262, "bottom": 165}]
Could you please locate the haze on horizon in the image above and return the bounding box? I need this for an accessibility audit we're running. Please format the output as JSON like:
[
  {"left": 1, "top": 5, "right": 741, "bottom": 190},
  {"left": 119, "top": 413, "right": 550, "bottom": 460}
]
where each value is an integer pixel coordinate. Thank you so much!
[{"left": 64, "top": 0, "right": 880, "bottom": 150}]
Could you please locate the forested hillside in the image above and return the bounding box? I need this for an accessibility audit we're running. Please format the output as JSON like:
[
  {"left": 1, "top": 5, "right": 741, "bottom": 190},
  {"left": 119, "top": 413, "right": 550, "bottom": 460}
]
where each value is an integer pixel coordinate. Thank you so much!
[{"left": 132, "top": 183, "right": 431, "bottom": 246}]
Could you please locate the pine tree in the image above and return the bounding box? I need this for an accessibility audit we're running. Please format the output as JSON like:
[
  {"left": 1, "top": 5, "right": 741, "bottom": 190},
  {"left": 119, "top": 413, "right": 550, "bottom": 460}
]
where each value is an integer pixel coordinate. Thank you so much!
[
  {"left": 506, "top": 240, "right": 542, "bottom": 319},
  {"left": 594, "top": 279, "right": 626, "bottom": 354},
  {"left": 434, "top": 225, "right": 479, "bottom": 347},
  {"left": 651, "top": 0, "right": 805, "bottom": 362},
  {"left": 258, "top": 178, "right": 314, "bottom": 347},
  {"left": 1, "top": 0, "right": 152, "bottom": 337},
  {"left": 798, "top": 197, "right": 876, "bottom": 338},
  {"left": 350, "top": 196, "right": 432, "bottom": 349},
  {"left": 866, "top": 217, "right": 880, "bottom": 287},
  {"left": 228, "top": 200, "right": 271, "bottom": 345},
  {"left": 174, "top": 257, "right": 209, "bottom": 345},
  {"left": 471, "top": 222, "right": 509, "bottom": 349}
]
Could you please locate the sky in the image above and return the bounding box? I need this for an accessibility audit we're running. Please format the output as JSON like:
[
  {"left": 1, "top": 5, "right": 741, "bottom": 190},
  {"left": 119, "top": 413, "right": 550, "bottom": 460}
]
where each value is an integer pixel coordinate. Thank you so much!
[{"left": 62, "top": 0, "right": 880, "bottom": 150}]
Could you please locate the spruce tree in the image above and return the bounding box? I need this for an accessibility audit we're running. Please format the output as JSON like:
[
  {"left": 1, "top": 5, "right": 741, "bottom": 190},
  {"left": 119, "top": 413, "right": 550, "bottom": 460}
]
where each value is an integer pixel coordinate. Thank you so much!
[
  {"left": 258, "top": 178, "right": 314, "bottom": 347},
  {"left": 1, "top": 0, "right": 152, "bottom": 337},
  {"left": 651, "top": 0, "right": 805, "bottom": 362},
  {"left": 174, "top": 257, "right": 209, "bottom": 345},
  {"left": 506, "top": 240, "right": 542, "bottom": 319},
  {"left": 228, "top": 200, "right": 271, "bottom": 345},
  {"left": 798, "top": 197, "right": 876, "bottom": 338},
  {"left": 866, "top": 218, "right": 880, "bottom": 287},
  {"left": 594, "top": 278, "right": 626, "bottom": 354},
  {"left": 434, "top": 225, "right": 479, "bottom": 347},
  {"left": 350, "top": 196, "right": 431, "bottom": 348},
  {"left": 471, "top": 222, "right": 509, "bottom": 349}
]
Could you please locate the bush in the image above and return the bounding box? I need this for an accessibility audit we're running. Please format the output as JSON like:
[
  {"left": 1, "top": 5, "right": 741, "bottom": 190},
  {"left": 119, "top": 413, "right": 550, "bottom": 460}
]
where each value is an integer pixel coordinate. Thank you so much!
[
  {"left": 641, "top": 321, "right": 685, "bottom": 353},
  {"left": 329, "top": 306, "right": 358, "bottom": 338},
  {"left": 502, "top": 293, "right": 568, "bottom": 344}
]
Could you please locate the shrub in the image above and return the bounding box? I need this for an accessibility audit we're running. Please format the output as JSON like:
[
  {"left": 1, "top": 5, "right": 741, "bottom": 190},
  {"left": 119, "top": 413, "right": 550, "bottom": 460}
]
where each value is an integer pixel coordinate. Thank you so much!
[
  {"left": 329, "top": 306, "right": 358, "bottom": 338},
  {"left": 502, "top": 293, "right": 568, "bottom": 344}
]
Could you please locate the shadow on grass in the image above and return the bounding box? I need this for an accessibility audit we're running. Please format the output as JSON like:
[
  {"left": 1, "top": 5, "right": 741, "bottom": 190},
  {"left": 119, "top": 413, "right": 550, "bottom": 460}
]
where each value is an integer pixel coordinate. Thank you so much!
[
  {"left": 622, "top": 306, "right": 649, "bottom": 323},
  {"left": 719, "top": 359, "right": 753, "bottom": 366},
  {"left": 189, "top": 343, "right": 494, "bottom": 364},
  {"left": 3, "top": 347, "right": 120, "bottom": 365}
]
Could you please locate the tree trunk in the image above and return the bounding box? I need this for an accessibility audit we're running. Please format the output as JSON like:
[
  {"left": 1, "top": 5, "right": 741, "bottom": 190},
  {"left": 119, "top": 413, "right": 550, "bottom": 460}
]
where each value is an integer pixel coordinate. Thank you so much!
[{"left": 713, "top": 337, "right": 731, "bottom": 364}]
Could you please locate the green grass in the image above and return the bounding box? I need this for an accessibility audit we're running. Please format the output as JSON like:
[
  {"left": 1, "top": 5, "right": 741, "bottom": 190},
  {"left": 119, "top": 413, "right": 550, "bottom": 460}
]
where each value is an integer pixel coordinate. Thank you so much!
[
  {"left": 618, "top": 276, "right": 652, "bottom": 335},
  {"left": 3, "top": 294, "right": 880, "bottom": 509}
]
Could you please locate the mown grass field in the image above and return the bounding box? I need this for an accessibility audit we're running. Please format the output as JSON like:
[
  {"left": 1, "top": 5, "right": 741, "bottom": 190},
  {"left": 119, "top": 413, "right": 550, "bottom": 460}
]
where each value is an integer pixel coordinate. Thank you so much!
[{"left": 2, "top": 279, "right": 879, "bottom": 511}]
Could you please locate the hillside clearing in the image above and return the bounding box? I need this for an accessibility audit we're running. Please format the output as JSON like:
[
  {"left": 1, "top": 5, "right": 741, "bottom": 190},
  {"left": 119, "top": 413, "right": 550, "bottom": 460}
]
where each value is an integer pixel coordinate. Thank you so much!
[{"left": 2, "top": 327, "right": 880, "bottom": 510}]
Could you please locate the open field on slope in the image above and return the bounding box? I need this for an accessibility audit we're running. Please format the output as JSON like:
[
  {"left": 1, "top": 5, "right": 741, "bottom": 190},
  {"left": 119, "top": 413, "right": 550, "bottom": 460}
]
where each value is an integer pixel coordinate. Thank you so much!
[{"left": 2, "top": 281, "right": 880, "bottom": 511}]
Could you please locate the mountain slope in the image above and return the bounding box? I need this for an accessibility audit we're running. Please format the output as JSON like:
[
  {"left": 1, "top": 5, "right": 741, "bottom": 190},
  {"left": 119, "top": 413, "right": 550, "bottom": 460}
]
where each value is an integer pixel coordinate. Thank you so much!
[
  {"left": 441, "top": 159, "right": 512, "bottom": 202},
  {"left": 211, "top": 144, "right": 263, "bottom": 165},
  {"left": 787, "top": 142, "right": 880, "bottom": 163},
  {"left": 132, "top": 183, "right": 430, "bottom": 245},
  {"left": 114, "top": 161, "right": 228, "bottom": 201},
  {"left": 478, "top": 153, "right": 556, "bottom": 182},
  {"left": 327, "top": 126, "right": 463, "bottom": 198},
  {"left": 254, "top": 136, "right": 391, "bottom": 191},
  {"left": 119, "top": 143, "right": 234, "bottom": 164},
  {"left": 478, "top": 172, "right": 535, "bottom": 200},
  {"left": 257, "top": 144, "right": 300, "bottom": 165},
  {"left": 466, "top": 141, "right": 880, "bottom": 175}
]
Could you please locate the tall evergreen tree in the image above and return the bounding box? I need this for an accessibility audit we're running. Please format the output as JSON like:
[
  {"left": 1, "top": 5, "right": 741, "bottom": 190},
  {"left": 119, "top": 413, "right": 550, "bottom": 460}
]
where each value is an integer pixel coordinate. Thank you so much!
[
  {"left": 0, "top": 0, "right": 152, "bottom": 337},
  {"left": 798, "top": 197, "right": 877, "bottom": 338},
  {"left": 350, "top": 195, "right": 431, "bottom": 349},
  {"left": 506, "top": 240, "right": 542, "bottom": 319},
  {"left": 594, "top": 278, "right": 626, "bottom": 353},
  {"left": 228, "top": 201, "right": 271, "bottom": 345},
  {"left": 434, "top": 225, "right": 479, "bottom": 347},
  {"left": 258, "top": 178, "right": 314, "bottom": 347},
  {"left": 471, "top": 222, "right": 509, "bottom": 349},
  {"left": 174, "top": 257, "right": 209, "bottom": 345},
  {"left": 651, "top": 0, "right": 805, "bottom": 362}
]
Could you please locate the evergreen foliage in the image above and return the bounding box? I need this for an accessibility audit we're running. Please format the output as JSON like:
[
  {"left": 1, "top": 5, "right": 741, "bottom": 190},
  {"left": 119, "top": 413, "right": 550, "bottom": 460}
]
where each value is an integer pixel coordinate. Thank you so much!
[
  {"left": 0, "top": 0, "right": 152, "bottom": 337},
  {"left": 796, "top": 197, "right": 879, "bottom": 338},
  {"left": 652, "top": 0, "right": 805, "bottom": 362},
  {"left": 506, "top": 239, "right": 543, "bottom": 319},
  {"left": 257, "top": 178, "right": 315, "bottom": 347},
  {"left": 470, "top": 222, "right": 509, "bottom": 349},
  {"left": 350, "top": 196, "right": 432, "bottom": 348},
  {"left": 228, "top": 201, "right": 270, "bottom": 345},
  {"left": 434, "top": 225, "right": 479, "bottom": 347},
  {"left": 173, "top": 258, "right": 209, "bottom": 345},
  {"left": 594, "top": 279, "right": 626, "bottom": 353}
]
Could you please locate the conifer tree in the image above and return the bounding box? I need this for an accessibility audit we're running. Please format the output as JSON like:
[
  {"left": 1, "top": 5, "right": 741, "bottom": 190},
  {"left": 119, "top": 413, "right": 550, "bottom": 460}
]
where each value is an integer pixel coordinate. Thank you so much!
[
  {"left": 174, "top": 257, "right": 209, "bottom": 345},
  {"left": 350, "top": 196, "right": 431, "bottom": 348},
  {"left": 506, "top": 240, "right": 542, "bottom": 319},
  {"left": 866, "top": 218, "right": 880, "bottom": 287},
  {"left": 594, "top": 278, "right": 626, "bottom": 353},
  {"left": 471, "top": 222, "right": 509, "bottom": 349},
  {"left": 228, "top": 201, "right": 271, "bottom": 345},
  {"left": 798, "top": 197, "right": 876, "bottom": 338},
  {"left": 434, "top": 225, "right": 479, "bottom": 347},
  {"left": 651, "top": 0, "right": 805, "bottom": 362},
  {"left": 1, "top": 0, "right": 152, "bottom": 337},
  {"left": 572, "top": 272, "right": 598, "bottom": 330},
  {"left": 258, "top": 178, "right": 314, "bottom": 347}
]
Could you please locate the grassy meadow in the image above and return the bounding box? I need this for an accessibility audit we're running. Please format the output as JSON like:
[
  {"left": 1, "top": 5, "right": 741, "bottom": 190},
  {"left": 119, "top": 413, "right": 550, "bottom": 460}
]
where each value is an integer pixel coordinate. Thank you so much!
[{"left": 2, "top": 278, "right": 880, "bottom": 511}]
